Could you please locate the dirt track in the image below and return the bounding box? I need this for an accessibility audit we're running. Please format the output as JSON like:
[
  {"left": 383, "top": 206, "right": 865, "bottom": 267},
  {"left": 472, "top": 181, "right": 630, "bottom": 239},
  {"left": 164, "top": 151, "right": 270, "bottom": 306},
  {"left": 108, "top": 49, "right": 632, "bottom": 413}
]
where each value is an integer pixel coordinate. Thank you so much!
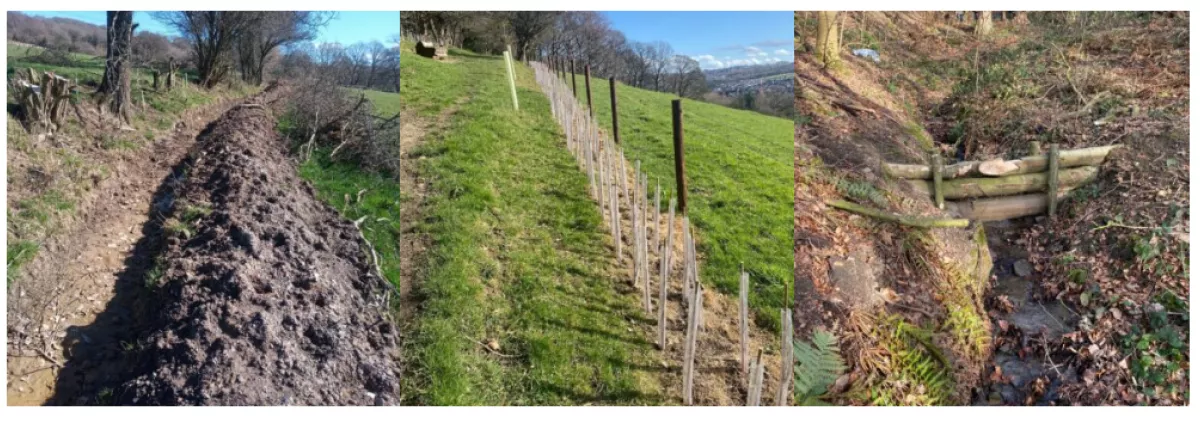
[
  {"left": 10, "top": 85, "right": 401, "bottom": 405},
  {"left": 108, "top": 85, "right": 401, "bottom": 405}
]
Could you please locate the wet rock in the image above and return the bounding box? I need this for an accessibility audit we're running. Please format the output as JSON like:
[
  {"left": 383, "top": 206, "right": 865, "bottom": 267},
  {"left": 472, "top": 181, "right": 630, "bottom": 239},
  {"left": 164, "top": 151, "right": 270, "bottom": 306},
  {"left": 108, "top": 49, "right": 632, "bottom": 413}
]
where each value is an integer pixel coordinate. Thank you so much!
[{"left": 1013, "top": 259, "right": 1033, "bottom": 277}]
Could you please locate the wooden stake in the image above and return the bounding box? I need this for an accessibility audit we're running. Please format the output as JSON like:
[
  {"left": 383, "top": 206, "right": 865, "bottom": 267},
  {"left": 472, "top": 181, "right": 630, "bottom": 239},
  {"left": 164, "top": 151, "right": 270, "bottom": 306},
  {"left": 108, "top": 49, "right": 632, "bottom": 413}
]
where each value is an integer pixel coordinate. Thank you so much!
[
  {"left": 658, "top": 199, "right": 676, "bottom": 349},
  {"left": 747, "top": 349, "right": 765, "bottom": 406},
  {"left": 776, "top": 309, "right": 794, "bottom": 406},
  {"left": 932, "top": 152, "right": 944, "bottom": 209},
  {"left": 1048, "top": 143, "right": 1060, "bottom": 217},
  {"left": 739, "top": 267, "right": 750, "bottom": 374},
  {"left": 683, "top": 281, "right": 703, "bottom": 405}
]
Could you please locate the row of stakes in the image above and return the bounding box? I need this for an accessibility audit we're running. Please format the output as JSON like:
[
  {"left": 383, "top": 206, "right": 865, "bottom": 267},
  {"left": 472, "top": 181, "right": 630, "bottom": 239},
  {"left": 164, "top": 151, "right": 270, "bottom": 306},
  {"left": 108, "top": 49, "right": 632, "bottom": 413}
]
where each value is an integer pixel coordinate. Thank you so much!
[{"left": 529, "top": 60, "right": 795, "bottom": 406}]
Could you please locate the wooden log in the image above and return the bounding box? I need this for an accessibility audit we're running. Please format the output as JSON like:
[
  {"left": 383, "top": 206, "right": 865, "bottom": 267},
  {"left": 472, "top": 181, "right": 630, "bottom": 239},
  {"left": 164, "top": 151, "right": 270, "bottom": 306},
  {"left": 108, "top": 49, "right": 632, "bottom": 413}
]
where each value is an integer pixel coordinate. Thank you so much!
[
  {"left": 826, "top": 199, "right": 970, "bottom": 228},
  {"left": 883, "top": 145, "right": 1120, "bottom": 179},
  {"left": 946, "top": 189, "right": 1075, "bottom": 221},
  {"left": 905, "top": 166, "right": 1098, "bottom": 199}
]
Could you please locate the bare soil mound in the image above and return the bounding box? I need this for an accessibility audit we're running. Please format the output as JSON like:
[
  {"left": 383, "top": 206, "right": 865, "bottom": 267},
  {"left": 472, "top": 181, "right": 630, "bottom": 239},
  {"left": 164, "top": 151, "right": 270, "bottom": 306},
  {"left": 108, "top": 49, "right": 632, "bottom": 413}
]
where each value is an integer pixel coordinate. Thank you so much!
[{"left": 114, "top": 86, "right": 401, "bottom": 405}]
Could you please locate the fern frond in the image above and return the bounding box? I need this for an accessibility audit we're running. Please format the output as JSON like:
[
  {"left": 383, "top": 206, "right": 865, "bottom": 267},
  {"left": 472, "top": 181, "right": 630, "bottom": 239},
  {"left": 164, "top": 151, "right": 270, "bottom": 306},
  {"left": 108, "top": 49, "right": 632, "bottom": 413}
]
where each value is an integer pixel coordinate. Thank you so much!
[{"left": 793, "top": 330, "right": 846, "bottom": 403}]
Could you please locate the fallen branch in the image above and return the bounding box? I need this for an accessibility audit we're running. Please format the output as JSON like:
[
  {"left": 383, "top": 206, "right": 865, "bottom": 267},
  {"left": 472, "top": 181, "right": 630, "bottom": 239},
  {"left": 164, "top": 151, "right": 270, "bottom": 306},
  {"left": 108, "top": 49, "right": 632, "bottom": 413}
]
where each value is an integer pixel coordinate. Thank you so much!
[
  {"left": 825, "top": 199, "right": 970, "bottom": 228},
  {"left": 352, "top": 216, "right": 385, "bottom": 281}
]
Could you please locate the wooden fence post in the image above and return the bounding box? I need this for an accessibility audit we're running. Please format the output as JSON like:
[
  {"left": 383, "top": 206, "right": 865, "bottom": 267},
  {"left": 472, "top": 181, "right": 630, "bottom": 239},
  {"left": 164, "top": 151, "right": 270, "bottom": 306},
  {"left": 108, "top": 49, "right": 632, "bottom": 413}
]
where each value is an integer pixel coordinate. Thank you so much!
[
  {"left": 571, "top": 59, "right": 577, "bottom": 97},
  {"left": 584, "top": 65, "right": 594, "bottom": 117},
  {"left": 932, "top": 153, "right": 944, "bottom": 209},
  {"left": 672, "top": 99, "right": 688, "bottom": 215},
  {"left": 609, "top": 77, "right": 620, "bottom": 145},
  {"left": 1048, "top": 143, "right": 1060, "bottom": 217}
]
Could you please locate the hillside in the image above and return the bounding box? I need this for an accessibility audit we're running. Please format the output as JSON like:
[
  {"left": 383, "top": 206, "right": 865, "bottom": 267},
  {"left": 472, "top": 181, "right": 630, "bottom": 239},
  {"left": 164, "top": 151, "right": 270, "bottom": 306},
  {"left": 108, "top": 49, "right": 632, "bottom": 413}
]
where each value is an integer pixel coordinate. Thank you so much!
[
  {"left": 705, "top": 62, "right": 794, "bottom": 95},
  {"left": 573, "top": 71, "right": 794, "bottom": 329},
  {"left": 794, "top": 12, "right": 1188, "bottom": 406},
  {"left": 399, "top": 44, "right": 791, "bottom": 405}
]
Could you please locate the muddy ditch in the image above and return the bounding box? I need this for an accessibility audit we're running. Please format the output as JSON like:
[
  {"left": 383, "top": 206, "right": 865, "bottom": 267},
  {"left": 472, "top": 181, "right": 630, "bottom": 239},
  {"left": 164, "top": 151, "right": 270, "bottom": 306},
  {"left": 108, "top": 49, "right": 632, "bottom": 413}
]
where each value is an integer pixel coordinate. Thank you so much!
[{"left": 47, "top": 85, "right": 401, "bottom": 405}]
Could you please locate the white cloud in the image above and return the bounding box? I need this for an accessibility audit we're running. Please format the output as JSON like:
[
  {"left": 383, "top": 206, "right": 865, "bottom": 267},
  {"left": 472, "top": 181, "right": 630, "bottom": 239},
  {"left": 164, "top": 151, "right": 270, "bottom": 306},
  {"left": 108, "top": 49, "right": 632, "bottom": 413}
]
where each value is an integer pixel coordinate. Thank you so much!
[
  {"left": 692, "top": 54, "right": 726, "bottom": 70},
  {"left": 744, "top": 46, "right": 768, "bottom": 57},
  {"left": 774, "top": 49, "right": 790, "bottom": 56}
]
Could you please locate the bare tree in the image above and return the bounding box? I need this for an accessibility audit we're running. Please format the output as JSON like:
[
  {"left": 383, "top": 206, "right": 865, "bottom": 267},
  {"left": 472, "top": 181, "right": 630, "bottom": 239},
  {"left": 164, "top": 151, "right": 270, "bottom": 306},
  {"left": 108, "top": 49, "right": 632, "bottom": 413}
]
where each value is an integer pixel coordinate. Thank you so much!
[
  {"left": 236, "top": 11, "right": 333, "bottom": 86},
  {"left": 98, "top": 11, "right": 134, "bottom": 122},
  {"left": 155, "top": 11, "right": 257, "bottom": 88},
  {"left": 504, "top": 11, "right": 560, "bottom": 61}
]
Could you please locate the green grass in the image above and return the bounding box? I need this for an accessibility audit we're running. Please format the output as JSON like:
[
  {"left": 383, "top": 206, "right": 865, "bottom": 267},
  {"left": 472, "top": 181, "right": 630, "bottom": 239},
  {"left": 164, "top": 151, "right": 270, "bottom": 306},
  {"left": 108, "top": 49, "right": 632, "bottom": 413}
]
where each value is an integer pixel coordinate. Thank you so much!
[
  {"left": 570, "top": 71, "right": 794, "bottom": 329},
  {"left": 298, "top": 149, "right": 403, "bottom": 288},
  {"left": 401, "top": 48, "right": 666, "bottom": 405},
  {"left": 351, "top": 88, "right": 401, "bottom": 117},
  {"left": 5, "top": 41, "right": 252, "bottom": 283}
]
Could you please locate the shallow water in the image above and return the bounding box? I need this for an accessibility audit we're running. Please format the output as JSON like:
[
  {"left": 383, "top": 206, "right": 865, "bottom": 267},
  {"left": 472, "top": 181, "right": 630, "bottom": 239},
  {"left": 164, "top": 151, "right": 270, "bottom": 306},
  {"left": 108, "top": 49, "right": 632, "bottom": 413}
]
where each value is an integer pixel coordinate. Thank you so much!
[{"left": 978, "top": 220, "right": 1079, "bottom": 405}]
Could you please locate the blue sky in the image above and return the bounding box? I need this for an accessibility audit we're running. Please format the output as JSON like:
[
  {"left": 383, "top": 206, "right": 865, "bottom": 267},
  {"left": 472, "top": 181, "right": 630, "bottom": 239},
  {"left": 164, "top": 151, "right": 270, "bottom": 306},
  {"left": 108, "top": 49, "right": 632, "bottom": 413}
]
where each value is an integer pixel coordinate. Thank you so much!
[
  {"left": 20, "top": 11, "right": 399, "bottom": 45},
  {"left": 600, "top": 11, "right": 792, "bottom": 70}
]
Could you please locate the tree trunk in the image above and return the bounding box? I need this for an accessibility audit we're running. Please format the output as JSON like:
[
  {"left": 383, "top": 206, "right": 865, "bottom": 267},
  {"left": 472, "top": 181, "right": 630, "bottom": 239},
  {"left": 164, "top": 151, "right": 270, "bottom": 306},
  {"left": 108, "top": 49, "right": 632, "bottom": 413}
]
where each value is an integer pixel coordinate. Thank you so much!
[
  {"left": 975, "top": 11, "right": 993, "bottom": 36},
  {"left": 1013, "top": 11, "right": 1030, "bottom": 26},
  {"left": 98, "top": 11, "right": 134, "bottom": 122},
  {"left": 816, "top": 11, "right": 841, "bottom": 68},
  {"left": 906, "top": 166, "right": 1099, "bottom": 200},
  {"left": 883, "top": 145, "right": 1120, "bottom": 179}
]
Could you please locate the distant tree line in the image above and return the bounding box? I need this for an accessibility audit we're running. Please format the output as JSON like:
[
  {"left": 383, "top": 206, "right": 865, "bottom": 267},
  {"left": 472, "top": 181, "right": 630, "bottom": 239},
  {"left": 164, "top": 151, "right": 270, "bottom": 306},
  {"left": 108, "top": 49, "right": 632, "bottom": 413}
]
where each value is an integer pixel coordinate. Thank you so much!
[
  {"left": 274, "top": 37, "right": 401, "bottom": 93},
  {"left": 401, "top": 11, "right": 709, "bottom": 100},
  {"left": 9, "top": 11, "right": 399, "bottom": 93},
  {"left": 7, "top": 11, "right": 190, "bottom": 64}
]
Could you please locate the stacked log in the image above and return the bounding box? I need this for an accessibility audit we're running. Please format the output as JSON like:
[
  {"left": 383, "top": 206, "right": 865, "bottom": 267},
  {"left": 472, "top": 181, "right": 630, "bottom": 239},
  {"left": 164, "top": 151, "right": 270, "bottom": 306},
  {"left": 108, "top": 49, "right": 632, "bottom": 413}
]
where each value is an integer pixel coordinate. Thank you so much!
[{"left": 884, "top": 145, "right": 1119, "bottom": 221}]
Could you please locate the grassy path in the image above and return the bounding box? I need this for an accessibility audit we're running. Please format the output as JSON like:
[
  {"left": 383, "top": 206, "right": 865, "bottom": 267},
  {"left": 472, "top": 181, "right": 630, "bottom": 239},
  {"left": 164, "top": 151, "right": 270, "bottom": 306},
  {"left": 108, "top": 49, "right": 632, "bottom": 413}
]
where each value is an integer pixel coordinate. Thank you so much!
[
  {"left": 568, "top": 75, "right": 794, "bottom": 329},
  {"left": 400, "top": 50, "right": 667, "bottom": 405}
]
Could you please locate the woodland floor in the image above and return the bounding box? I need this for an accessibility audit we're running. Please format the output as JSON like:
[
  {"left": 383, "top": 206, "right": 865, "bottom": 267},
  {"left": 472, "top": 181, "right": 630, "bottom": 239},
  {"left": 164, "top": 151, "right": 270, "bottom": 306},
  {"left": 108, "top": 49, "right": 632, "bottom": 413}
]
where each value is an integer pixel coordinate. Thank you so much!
[{"left": 794, "top": 12, "right": 1188, "bottom": 405}]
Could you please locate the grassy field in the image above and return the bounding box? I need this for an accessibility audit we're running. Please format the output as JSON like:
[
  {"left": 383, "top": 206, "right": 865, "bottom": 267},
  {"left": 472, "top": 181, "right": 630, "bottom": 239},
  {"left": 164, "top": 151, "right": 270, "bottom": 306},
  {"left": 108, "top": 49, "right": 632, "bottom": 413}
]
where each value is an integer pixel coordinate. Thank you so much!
[
  {"left": 569, "top": 72, "right": 794, "bottom": 329},
  {"left": 351, "top": 87, "right": 402, "bottom": 117},
  {"left": 400, "top": 48, "right": 667, "bottom": 405}
]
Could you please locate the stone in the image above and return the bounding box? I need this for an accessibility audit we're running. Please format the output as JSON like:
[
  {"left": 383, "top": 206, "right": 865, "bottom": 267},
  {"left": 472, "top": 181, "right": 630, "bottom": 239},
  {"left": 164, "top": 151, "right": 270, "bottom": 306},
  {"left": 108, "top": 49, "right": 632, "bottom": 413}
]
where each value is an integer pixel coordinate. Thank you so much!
[{"left": 1013, "top": 259, "right": 1033, "bottom": 277}]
